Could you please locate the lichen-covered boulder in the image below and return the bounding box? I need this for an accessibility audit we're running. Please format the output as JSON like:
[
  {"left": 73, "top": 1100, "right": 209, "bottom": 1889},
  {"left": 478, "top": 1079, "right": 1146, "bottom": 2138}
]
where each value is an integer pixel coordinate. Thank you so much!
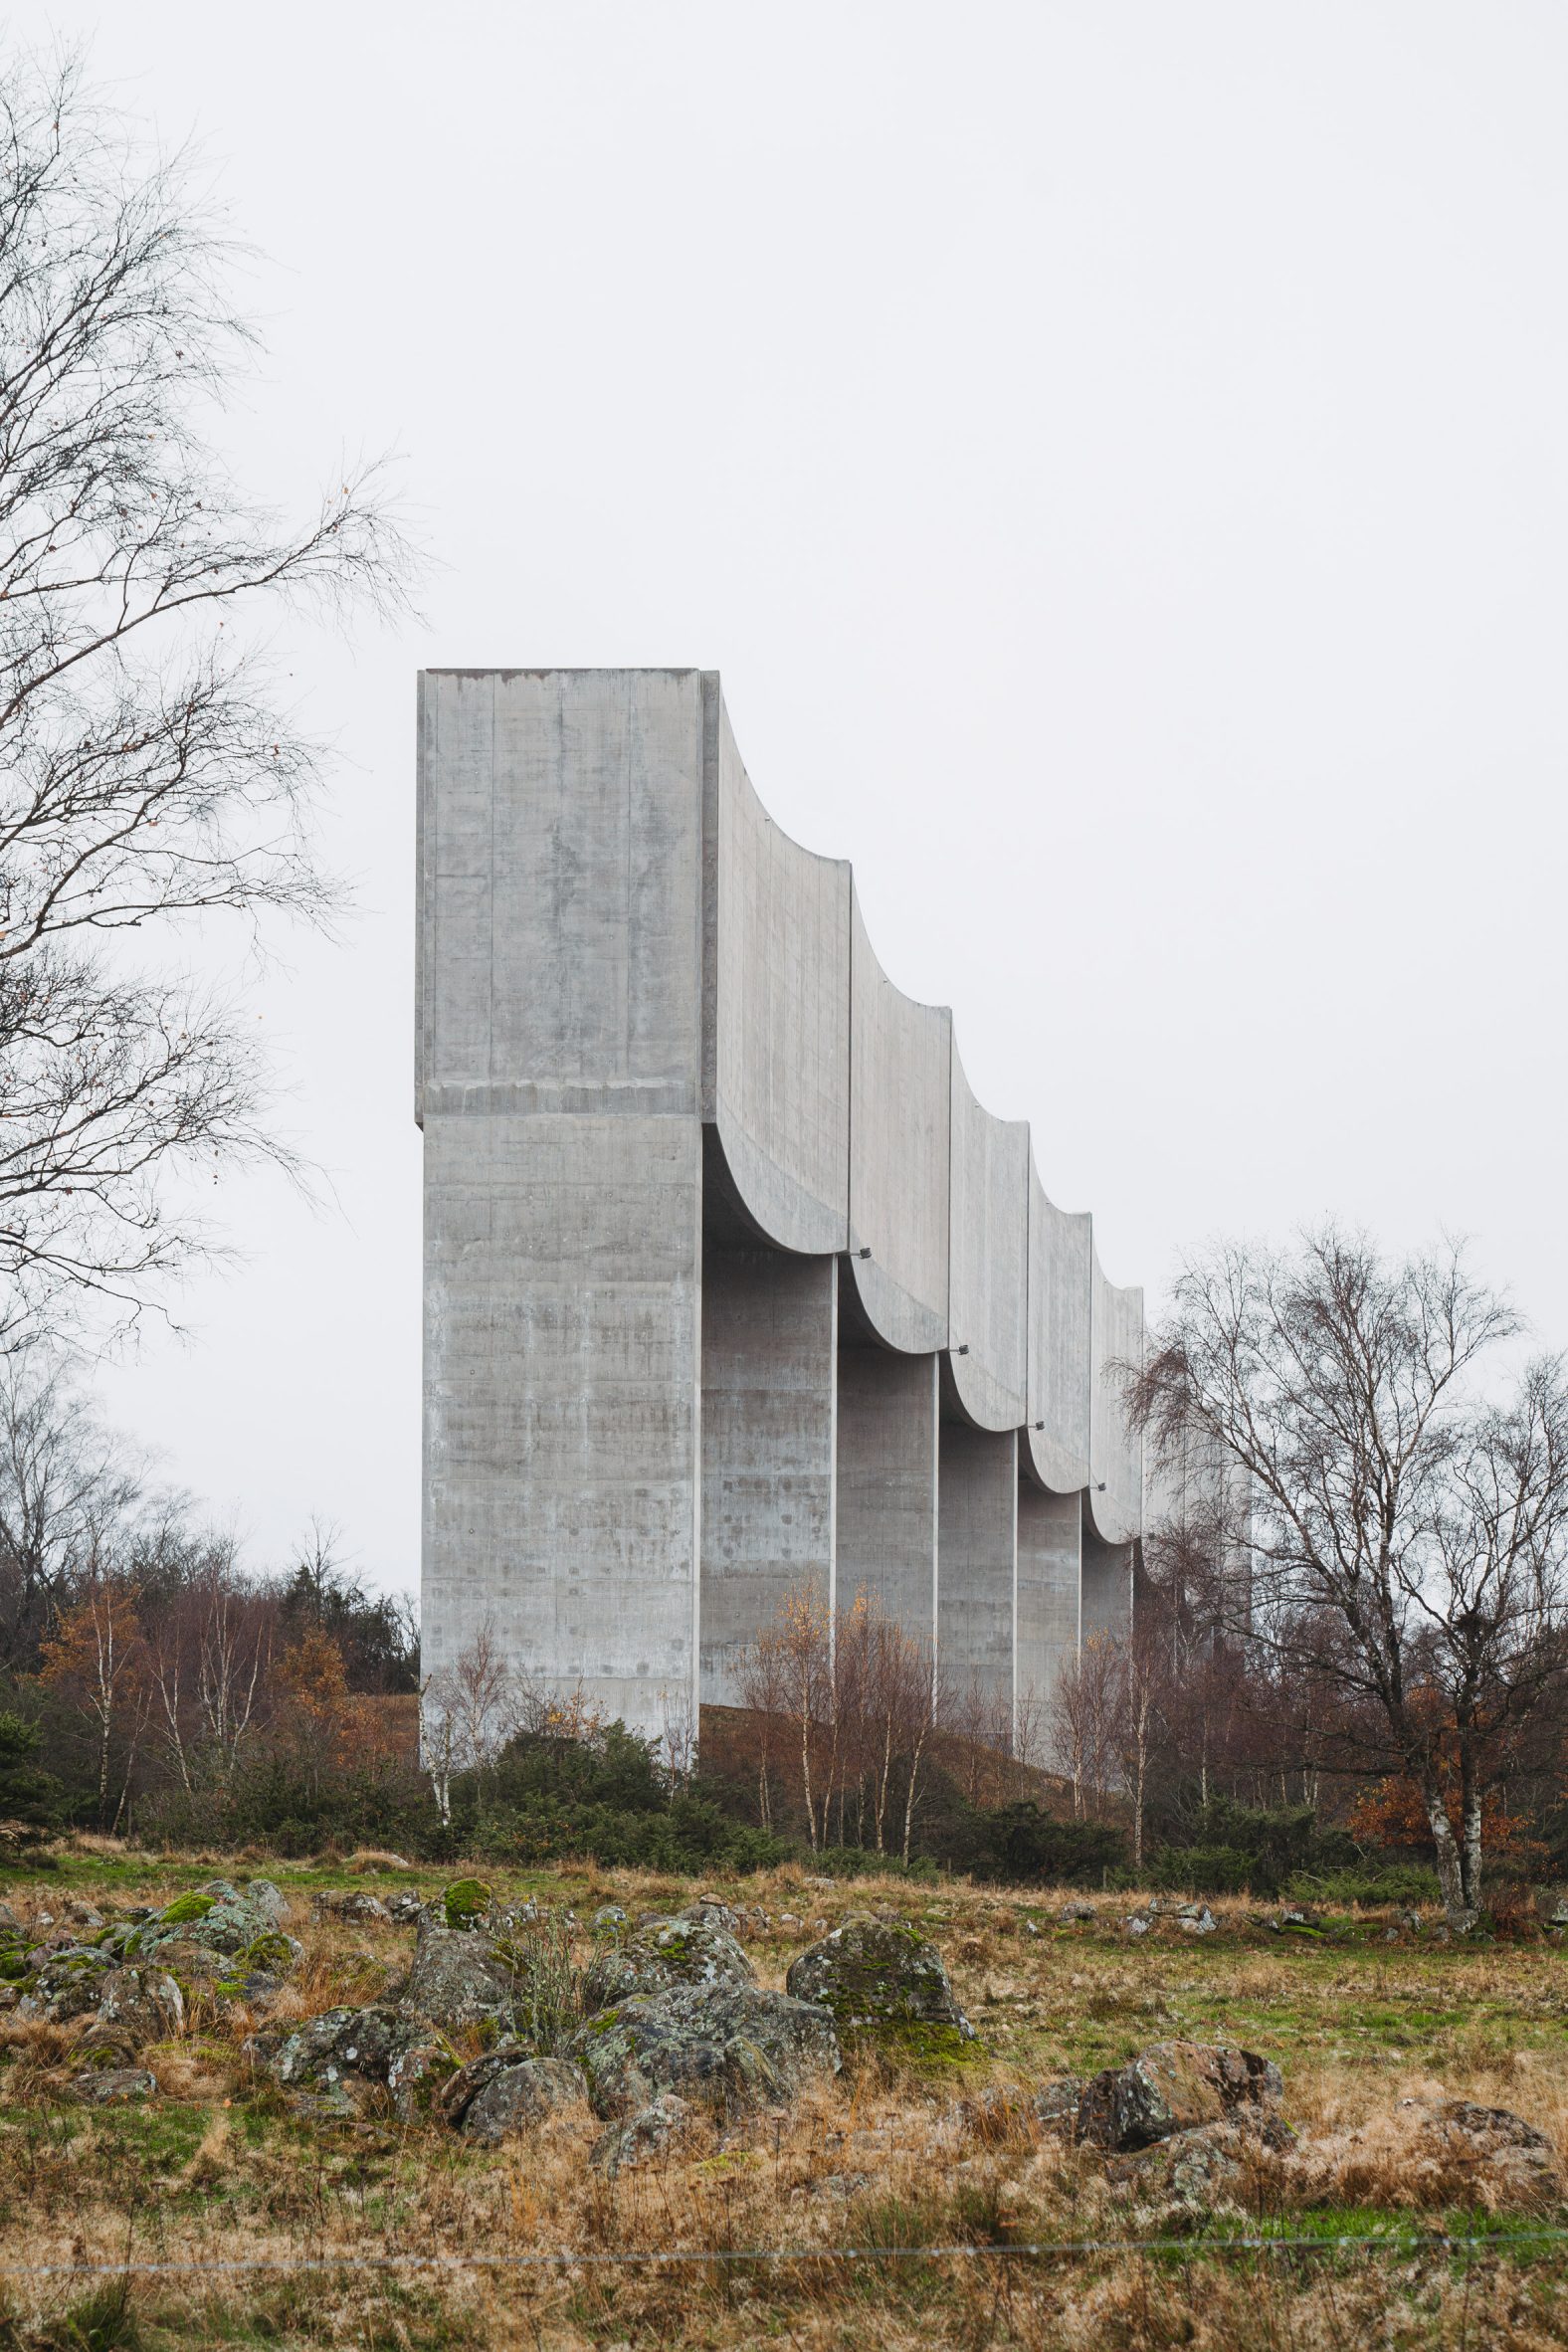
[
  {"left": 1110, "top": 2122, "right": 1251, "bottom": 2226},
  {"left": 438, "top": 1877, "right": 495, "bottom": 1931},
  {"left": 784, "top": 1915, "right": 971, "bottom": 2049},
  {"left": 1076, "top": 2042, "right": 1284, "bottom": 2153},
  {"left": 462, "top": 2058, "right": 584, "bottom": 2144},
  {"left": 261, "top": 2002, "right": 452, "bottom": 2113},
  {"left": 18, "top": 1945, "right": 113, "bottom": 2022},
  {"left": 581, "top": 1911, "right": 754, "bottom": 2014},
  {"left": 573, "top": 1982, "right": 839, "bottom": 2119},
  {"left": 91, "top": 1964, "right": 184, "bottom": 2047},
  {"left": 590, "top": 2092, "right": 695, "bottom": 2175},
  {"left": 313, "top": 1890, "right": 392, "bottom": 1923},
  {"left": 402, "top": 1923, "right": 517, "bottom": 2033},
  {"left": 71, "top": 2066, "right": 156, "bottom": 2105}
]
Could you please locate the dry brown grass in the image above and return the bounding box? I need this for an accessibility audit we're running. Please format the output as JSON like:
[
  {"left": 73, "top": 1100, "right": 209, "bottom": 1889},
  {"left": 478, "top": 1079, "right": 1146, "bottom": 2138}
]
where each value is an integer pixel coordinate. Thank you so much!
[{"left": 0, "top": 1860, "right": 1566, "bottom": 2348}]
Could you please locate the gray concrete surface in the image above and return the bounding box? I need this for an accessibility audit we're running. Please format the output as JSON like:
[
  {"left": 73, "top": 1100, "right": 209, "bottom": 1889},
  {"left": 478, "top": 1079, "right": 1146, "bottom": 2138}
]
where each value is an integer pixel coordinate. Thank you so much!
[
  {"left": 836, "top": 1341, "right": 940, "bottom": 1649},
  {"left": 845, "top": 892, "right": 951, "bottom": 1355},
  {"left": 937, "top": 1424, "right": 1018, "bottom": 1722},
  {"left": 699, "top": 1242, "right": 838, "bottom": 1706},
  {"left": 1017, "top": 1482, "right": 1081, "bottom": 1717},
  {"left": 946, "top": 1046, "right": 1030, "bottom": 1433},
  {"left": 418, "top": 668, "right": 1147, "bottom": 1748}
]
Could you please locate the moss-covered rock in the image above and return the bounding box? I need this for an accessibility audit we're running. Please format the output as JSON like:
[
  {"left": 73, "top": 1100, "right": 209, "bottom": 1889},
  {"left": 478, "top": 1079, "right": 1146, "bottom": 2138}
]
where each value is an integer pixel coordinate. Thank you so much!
[
  {"left": 403, "top": 1922, "right": 516, "bottom": 2033},
  {"left": 157, "top": 1891, "right": 217, "bottom": 1927},
  {"left": 461, "top": 2057, "right": 584, "bottom": 2143},
  {"left": 581, "top": 1911, "right": 753, "bottom": 2014},
  {"left": 570, "top": 1982, "right": 839, "bottom": 2120},
  {"left": 784, "top": 1915, "right": 972, "bottom": 2043},
  {"left": 441, "top": 1877, "right": 494, "bottom": 1931}
]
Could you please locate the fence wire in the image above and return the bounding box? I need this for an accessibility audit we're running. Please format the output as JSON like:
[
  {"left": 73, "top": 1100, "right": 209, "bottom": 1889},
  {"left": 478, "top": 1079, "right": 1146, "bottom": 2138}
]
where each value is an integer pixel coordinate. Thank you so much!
[{"left": 3, "top": 2230, "right": 1568, "bottom": 2283}]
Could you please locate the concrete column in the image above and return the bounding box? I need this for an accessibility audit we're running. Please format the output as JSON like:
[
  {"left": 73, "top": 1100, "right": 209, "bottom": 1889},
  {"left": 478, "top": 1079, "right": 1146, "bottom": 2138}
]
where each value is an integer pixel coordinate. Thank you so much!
[
  {"left": 1081, "top": 1524, "right": 1133, "bottom": 1642},
  {"left": 421, "top": 1110, "right": 702, "bottom": 1730},
  {"left": 836, "top": 1344, "right": 939, "bottom": 1649},
  {"left": 1017, "top": 1482, "right": 1080, "bottom": 1719},
  {"left": 699, "top": 1242, "right": 838, "bottom": 1704},
  {"left": 937, "top": 1424, "right": 1018, "bottom": 1729}
]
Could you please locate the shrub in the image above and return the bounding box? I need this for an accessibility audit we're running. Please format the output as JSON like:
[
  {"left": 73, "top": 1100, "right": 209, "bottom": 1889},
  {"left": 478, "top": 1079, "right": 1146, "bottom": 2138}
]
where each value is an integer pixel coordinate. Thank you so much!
[{"left": 975, "top": 1803, "right": 1127, "bottom": 1885}]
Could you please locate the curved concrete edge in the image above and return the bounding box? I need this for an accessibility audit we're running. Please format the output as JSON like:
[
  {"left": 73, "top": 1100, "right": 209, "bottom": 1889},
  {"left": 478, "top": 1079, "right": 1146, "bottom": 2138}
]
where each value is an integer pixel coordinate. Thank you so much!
[
  {"left": 1023, "top": 1167, "right": 1093, "bottom": 1495},
  {"left": 945, "top": 1041, "right": 1030, "bottom": 1432},
  {"left": 711, "top": 700, "right": 851, "bottom": 1257},
  {"left": 1087, "top": 1247, "right": 1143, "bottom": 1543},
  {"left": 845, "top": 888, "right": 951, "bottom": 1353}
]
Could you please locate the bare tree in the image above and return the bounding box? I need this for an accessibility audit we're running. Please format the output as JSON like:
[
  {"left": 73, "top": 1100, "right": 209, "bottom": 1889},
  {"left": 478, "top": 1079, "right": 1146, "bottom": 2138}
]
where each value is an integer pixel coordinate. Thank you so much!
[
  {"left": 1129, "top": 1227, "right": 1568, "bottom": 1922},
  {"left": 0, "top": 1345, "right": 141, "bottom": 1666},
  {"left": 421, "top": 1618, "right": 519, "bottom": 1822},
  {"left": 0, "top": 49, "right": 413, "bottom": 1335},
  {"left": 1047, "top": 1630, "right": 1120, "bottom": 1821}
]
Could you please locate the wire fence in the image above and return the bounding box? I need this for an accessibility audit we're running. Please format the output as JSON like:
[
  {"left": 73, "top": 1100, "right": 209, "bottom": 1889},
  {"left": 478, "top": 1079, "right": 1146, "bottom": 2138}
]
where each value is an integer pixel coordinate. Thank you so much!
[{"left": 5, "top": 2229, "right": 1568, "bottom": 2283}]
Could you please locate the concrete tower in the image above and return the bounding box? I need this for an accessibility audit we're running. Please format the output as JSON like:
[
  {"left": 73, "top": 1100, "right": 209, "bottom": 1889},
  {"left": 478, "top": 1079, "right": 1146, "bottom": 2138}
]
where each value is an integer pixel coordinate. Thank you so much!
[{"left": 417, "top": 670, "right": 1140, "bottom": 1743}]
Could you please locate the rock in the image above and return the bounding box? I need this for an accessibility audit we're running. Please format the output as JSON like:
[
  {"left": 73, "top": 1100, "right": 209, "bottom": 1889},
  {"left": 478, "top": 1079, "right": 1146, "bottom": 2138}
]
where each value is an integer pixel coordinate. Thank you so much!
[
  {"left": 402, "top": 1923, "right": 516, "bottom": 2032},
  {"left": 313, "top": 1891, "right": 392, "bottom": 1923},
  {"left": 92, "top": 1965, "right": 184, "bottom": 2047},
  {"left": 1270, "top": 1907, "right": 1321, "bottom": 1937},
  {"left": 582, "top": 1913, "right": 754, "bottom": 2013},
  {"left": 143, "top": 1936, "right": 224, "bottom": 1984},
  {"left": 1022, "top": 1919, "right": 1041, "bottom": 1937},
  {"left": 681, "top": 1896, "right": 745, "bottom": 1937},
  {"left": 18, "top": 1946, "right": 113, "bottom": 2022},
  {"left": 1290, "top": 2097, "right": 1560, "bottom": 2214},
  {"left": 388, "top": 2038, "right": 459, "bottom": 2123},
  {"left": 437, "top": 1877, "right": 495, "bottom": 1931},
  {"left": 1125, "top": 1915, "right": 1152, "bottom": 1939},
  {"left": 438, "top": 2042, "right": 536, "bottom": 2126},
  {"left": 462, "top": 2058, "right": 584, "bottom": 2144},
  {"left": 1534, "top": 1891, "right": 1568, "bottom": 1929},
  {"left": 1077, "top": 2041, "right": 1285, "bottom": 2153},
  {"left": 71, "top": 2067, "right": 156, "bottom": 2105},
  {"left": 783, "top": 1915, "right": 971, "bottom": 2046},
  {"left": 141, "top": 1882, "right": 299, "bottom": 1973},
  {"left": 1111, "top": 2122, "right": 1250, "bottom": 2223},
  {"left": 1061, "top": 1902, "right": 1096, "bottom": 1923},
  {"left": 590, "top": 2093, "right": 695, "bottom": 2175},
  {"left": 1177, "top": 1907, "right": 1217, "bottom": 1936},
  {"left": 1397, "top": 1908, "right": 1424, "bottom": 1932},
  {"left": 386, "top": 1891, "right": 424, "bottom": 1925},
  {"left": 592, "top": 1905, "right": 628, "bottom": 1933},
  {"left": 573, "top": 1982, "right": 840, "bottom": 2119},
  {"left": 1033, "top": 2077, "right": 1086, "bottom": 2134},
  {"left": 266, "top": 2002, "right": 446, "bottom": 2105}
]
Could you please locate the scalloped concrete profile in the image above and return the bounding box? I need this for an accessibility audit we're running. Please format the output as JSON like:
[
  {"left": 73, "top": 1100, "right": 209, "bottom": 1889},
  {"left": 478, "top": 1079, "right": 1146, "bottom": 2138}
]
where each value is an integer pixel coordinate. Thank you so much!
[{"left": 416, "top": 670, "right": 1140, "bottom": 1743}]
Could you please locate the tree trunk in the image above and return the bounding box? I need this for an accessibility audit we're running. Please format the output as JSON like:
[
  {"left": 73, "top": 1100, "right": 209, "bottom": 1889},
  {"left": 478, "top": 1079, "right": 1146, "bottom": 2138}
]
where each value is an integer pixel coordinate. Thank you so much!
[{"left": 1422, "top": 1778, "right": 1472, "bottom": 1924}]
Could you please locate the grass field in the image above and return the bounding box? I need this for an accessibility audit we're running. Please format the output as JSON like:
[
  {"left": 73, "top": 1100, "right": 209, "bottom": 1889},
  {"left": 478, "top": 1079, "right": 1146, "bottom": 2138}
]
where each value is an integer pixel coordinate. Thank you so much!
[{"left": 2, "top": 1848, "right": 1567, "bottom": 2349}]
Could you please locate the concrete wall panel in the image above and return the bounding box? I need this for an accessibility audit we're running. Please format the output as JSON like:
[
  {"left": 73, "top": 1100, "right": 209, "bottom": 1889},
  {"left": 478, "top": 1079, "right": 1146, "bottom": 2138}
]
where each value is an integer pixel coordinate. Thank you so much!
[
  {"left": 1024, "top": 1167, "right": 1092, "bottom": 1494},
  {"left": 419, "top": 669, "right": 703, "bottom": 1116},
  {"left": 845, "top": 893, "right": 951, "bottom": 1354},
  {"left": 1081, "top": 1525, "right": 1133, "bottom": 1642},
  {"left": 421, "top": 1110, "right": 701, "bottom": 1735},
  {"left": 711, "top": 703, "right": 851, "bottom": 1255},
  {"left": 1088, "top": 1252, "right": 1143, "bottom": 1543},
  {"left": 1017, "top": 1482, "right": 1081, "bottom": 1717},
  {"left": 947, "top": 1049, "right": 1030, "bottom": 1431},
  {"left": 837, "top": 1345, "right": 939, "bottom": 1648},
  {"left": 938, "top": 1425, "right": 1018, "bottom": 1722},
  {"left": 699, "top": 1245, "right": 838, "bottom": 1705}
]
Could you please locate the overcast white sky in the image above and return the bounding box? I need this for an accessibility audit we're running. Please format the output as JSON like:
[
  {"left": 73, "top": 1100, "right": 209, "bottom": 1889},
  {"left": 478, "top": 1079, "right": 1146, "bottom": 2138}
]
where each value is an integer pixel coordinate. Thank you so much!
[{"left": 10, "top": 2, "right": 1566, "bottom": 1597}]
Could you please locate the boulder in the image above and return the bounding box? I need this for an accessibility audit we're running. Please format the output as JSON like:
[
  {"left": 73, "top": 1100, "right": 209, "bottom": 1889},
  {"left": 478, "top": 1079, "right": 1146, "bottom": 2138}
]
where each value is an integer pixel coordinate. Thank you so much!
[
  {"left": 1124, "top": 1915, "right": 1152, "bottom": 1939},
  {"left": 1110, "top": 2122, "right": 1250, "bottom": 2224},
  {"left": 1034, "top": 2077, "right": 1086, "bottom": 2134},
  {"left": 1534, "top": 1891, "right": 1568, "bottom": 1929},
  {"left": 92, "top": 1964, "right": 184, "bottom": 2047},
  {"left": 387, "top": 1891, "right": 424, "bottom": 1925},
  {"left": 783, "top": 1915, "right": 971, "bottom": 2046},
  {"left": 313, "top": 1890, "right": 392, "bottom": 1923},
  {"left": 1060, "top": 1902, "right": 1096, "bottom": 1924},
  {"left": 462, "top": 2058, "right": 584, "bottom": 2144},
  {"left": 1077, "top": 2041, "right": 1285, "bottom": 2153},
  {"left": 71, "top": 2066, "right": 156, "bottom": 2105},
  {"left": 387, "top": 2038, "right": 460, "bottom": 2123},
  {"left": 591, "top": 2092, "right": 695, "bottom": 2175},
  {"left": 591, "top": 1904, "right": 628, "bottom": 1934},
  {"left": 438, "top": 2042, "right": 536, "bottom": 2127},
  {"left": 18, "top": 1945, "right": 113, "bottom": 2022},
  {"left": 1175, "top": 1906, "right": 1217, "bottom": 1936},
  {"left": 264, "top": 2002, "right": 446, "bottom": 2106},
  {"left": 582, "top": 1912, "right": 754, "bottom": 2014},
  {"left": 1290, "top": 2097, "right": 1561, "bottom": 2214},
  {"left": 402, "top": 1923, "right": 516, "bottom": 2033},
  {"left": 573, "top": 1982, "right": 839, "bottom": 2119}
]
